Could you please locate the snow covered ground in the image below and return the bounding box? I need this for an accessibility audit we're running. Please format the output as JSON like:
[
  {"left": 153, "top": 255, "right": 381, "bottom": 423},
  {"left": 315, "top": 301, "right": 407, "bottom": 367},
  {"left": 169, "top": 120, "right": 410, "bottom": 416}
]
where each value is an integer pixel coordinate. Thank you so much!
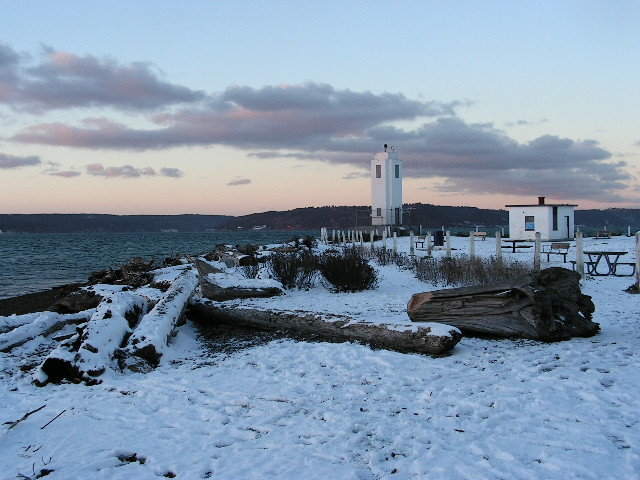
[{"left": 1, "top": 235, "right": 639, "bottom": 479}]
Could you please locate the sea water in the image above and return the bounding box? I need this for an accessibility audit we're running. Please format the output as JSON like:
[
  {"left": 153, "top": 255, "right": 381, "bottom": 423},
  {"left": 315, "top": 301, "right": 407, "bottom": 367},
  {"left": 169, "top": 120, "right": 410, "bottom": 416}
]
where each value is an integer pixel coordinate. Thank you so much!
[{"left": 0, "top": 230, "right": 317, "bottom": 299}]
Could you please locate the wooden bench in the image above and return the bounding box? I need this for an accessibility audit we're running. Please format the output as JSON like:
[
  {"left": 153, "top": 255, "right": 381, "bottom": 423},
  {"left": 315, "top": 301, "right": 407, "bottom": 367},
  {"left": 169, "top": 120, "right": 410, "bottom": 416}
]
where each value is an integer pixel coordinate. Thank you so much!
[
  {"left": 541, "top": 242, "right": 570, "bottom": 262},
  {"left": 474, "top": 232, "right": 487, "bottom": 241},
  {"left": 595, "top": 231, "right": 612, "bottom": 239}
]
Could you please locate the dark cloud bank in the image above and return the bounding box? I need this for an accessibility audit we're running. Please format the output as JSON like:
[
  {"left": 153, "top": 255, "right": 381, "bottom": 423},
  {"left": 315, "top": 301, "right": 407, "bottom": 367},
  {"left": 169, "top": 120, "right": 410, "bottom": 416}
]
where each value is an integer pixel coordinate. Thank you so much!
[{"left": 1, "top": 42, "right": 631, "bottom": 202}]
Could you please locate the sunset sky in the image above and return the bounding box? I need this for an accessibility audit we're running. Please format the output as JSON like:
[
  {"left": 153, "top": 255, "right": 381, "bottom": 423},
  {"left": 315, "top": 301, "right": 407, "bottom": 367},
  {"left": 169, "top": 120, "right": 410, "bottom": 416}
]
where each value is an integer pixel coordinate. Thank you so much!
[{"left": 1, "top": 1, "right": 638, "bottom": 215}]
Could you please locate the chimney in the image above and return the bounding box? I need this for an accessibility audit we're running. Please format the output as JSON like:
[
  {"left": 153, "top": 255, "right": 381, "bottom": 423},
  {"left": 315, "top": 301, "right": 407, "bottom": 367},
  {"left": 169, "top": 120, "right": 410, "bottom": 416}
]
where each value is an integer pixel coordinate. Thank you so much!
[{"left": 538, "top": 196, "right": 545, "bottom": 205}]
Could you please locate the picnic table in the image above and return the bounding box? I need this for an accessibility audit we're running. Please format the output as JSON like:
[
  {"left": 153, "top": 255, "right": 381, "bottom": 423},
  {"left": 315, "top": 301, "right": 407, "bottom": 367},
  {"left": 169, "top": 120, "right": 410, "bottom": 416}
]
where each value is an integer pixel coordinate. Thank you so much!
[
  {"left": 501, "top": 239, "right": 533, "bottom": 253},
  {"left": 578, "top": 251, "right": 633, "bottom": 276}
]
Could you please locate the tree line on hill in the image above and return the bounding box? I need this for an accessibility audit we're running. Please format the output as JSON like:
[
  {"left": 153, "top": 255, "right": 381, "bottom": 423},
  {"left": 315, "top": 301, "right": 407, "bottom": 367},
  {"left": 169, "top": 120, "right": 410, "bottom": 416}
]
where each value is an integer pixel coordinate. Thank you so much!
[{"left": 1, "top": 205, "right": 639, "bottom": 233}]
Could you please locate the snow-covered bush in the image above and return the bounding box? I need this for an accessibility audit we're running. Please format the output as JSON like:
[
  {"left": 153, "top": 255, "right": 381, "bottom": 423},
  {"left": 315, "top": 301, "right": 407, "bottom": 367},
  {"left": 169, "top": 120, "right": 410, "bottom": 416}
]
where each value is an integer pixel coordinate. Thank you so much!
[{"left": 319, "top": 247, "right": 378, "bottom": 292}]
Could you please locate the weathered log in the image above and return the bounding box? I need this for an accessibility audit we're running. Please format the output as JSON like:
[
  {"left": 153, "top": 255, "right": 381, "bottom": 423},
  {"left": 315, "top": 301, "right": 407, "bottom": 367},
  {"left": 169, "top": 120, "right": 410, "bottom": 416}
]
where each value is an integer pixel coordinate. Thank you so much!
[
  {"left": 122, "top": 269, "right": 198, "bottom": 369},
  {"left": 407, "top": 267, "right": 598, "bottom": 341},
  {"left": 0, "top": 310, "right": 95, "bottom": 353},
  {"left": 36, "top": 292, "right": 146, "bottom": 384},
  {"left": 195, "top": 258, "right": 283, "bottom": 301},
  {"left": 188, "top": 300, "right": 461, "bottom": 355}
]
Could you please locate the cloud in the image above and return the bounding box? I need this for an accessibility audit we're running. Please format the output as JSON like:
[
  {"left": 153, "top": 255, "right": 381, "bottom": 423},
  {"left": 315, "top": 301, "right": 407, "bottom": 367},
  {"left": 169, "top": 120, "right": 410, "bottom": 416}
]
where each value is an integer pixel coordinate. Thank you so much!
[
  {"left": 12, "top": 82, "right": 460, "bottom": 150},
  {"left": 0, "top": 42, "right": 205, "bottom": 112},
  {"left": 49, "top": 170, "right": 81, "bottom": 178},
  {"left": 0, "top": 152, "right": 40, "bottom": 168},
  {"left": 83, "top": 163, "right": 183, "bottom": 179},
  {"left": 503, "top": 118, "right": 548, "bottom": 127},
  {"left": 160, "top": 167, "right": 183, "bottom": 178},
  {"left": 5, "top": 59, "right": 631, "bottom": 203},
  {"left": 342, "top": 171, "right": 370, "bottom": 180},
  {"left": 227, "top": 178, "right": 251, "bottom": 186}
]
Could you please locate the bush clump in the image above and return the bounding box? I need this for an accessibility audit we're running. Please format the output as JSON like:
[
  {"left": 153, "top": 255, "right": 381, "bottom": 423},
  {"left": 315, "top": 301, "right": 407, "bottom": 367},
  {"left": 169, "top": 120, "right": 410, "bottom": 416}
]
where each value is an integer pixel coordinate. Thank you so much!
[
  {"left": 267, "top": 250, "right": 318, "bottom": 289},
  {"left": 412, "top": 255, "right": 530, "bottom": 286},
  {"left": 319, "top": 247, "right": 378, "bottom": 292}
]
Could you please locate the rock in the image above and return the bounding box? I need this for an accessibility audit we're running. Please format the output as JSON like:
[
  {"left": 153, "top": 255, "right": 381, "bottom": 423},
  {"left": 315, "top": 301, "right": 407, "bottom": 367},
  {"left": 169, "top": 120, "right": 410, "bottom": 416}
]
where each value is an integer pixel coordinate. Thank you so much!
[
  {"left": 54, "top": 290, "right": 104, "bottom": 313},
  {"left": 407, "top": 267, "right": 598, "bottom": 341}
]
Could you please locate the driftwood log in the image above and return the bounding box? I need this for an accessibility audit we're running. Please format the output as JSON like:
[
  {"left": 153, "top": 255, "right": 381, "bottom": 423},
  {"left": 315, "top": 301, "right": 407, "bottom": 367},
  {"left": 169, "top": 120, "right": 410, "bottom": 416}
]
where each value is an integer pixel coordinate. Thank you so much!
[
  {"left": 195, "top": 258, "right": 283, "bottom": 301},
  {"left": 36, "top": 292, "right": 146, "bottom": 384},
  {"left": 407, "top": 267, "right": 598, "bottom": 341},
  {"left": 121, "top": 268, "right": 198, "bottom": 369},
  {"left": 189, "top": 300, "right": 461, "bottom": 355},
  {"left": 0, "top": 310, "right": 95, "bottom": 353}
]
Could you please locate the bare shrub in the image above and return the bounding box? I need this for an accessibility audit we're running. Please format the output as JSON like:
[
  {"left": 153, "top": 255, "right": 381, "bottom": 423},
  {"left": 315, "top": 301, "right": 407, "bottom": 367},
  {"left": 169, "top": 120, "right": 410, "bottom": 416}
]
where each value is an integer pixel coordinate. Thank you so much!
[
  {"left": 413, "top": 255, "right": 531, "bottom": 286},
  {"left": 267, "top": 250, "right": 318, "bottom": 289},
  {"left": 241, "top": 264, "right": 260, "bottom": 279},
  {"left": 319, "top": 247, "right": 378, "bottom": 292}
]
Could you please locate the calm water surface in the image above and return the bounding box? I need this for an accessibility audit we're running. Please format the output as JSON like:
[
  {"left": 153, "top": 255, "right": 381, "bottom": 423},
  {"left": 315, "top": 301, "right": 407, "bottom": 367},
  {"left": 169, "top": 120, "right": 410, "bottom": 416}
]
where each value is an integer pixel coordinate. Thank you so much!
[{"left": 0, "top": 231, "right": 317, "bottom": 299}]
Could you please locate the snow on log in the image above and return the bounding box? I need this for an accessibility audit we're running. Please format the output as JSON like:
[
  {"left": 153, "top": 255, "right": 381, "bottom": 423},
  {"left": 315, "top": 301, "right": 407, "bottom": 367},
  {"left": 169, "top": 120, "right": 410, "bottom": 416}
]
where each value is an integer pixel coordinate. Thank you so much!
[
  {"left": 123, "top": 269, "right": 198, "bottom": 368},
  {"left": 188, "top": 300, "right": 461, "bottom": 355},
  {"left": 195, "top": 258, "right": 283, "bottom": 301},
  {"left": 407, "top": 267, "right": 599, "bottom": 341},
  {"left": 0, "top": 310, "right": 95, "bottom": 353},
  {"left": 36, "top": 292, "right": 146, "bottom": 384}
]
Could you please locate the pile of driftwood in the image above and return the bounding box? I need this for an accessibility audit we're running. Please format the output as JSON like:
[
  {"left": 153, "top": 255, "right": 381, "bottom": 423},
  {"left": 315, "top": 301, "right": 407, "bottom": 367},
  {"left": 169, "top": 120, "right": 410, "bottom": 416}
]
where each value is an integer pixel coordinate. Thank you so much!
[{"left": 31, "top": 268, "right": 198, "bottom": 385}]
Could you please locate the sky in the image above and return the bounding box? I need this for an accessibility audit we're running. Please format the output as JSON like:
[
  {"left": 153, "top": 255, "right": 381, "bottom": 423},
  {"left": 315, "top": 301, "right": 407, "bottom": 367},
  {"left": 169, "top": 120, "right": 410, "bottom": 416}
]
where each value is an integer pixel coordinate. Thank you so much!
[{"left": 0, "top": 1, "right": 639, "bottom": 215}]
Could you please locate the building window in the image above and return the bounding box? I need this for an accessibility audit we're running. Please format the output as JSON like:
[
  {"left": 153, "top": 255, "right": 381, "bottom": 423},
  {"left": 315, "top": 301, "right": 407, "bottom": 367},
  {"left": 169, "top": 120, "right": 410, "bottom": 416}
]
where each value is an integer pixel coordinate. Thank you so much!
[
  {"left": 376, "top": 165, "right": 381, "bottom": 178},
  {"left": 395, "top": 164, "right": 400, "bottom": 178},
  {"left": 376, "top": 208, "right": 382, "bottom": 217},
  {"left": 525, "top": 216, "right": 535, "bottom": 231},
  {"left": 552, "top": 207, "right": 558, "bottom": 231}
]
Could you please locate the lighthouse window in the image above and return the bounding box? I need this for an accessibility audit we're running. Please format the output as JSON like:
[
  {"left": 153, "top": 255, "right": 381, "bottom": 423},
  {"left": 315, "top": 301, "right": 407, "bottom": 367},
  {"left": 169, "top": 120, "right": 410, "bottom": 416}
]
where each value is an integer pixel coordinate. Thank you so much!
[
  {"left": 395, "top": 164, "right": 400, "bottom": 178},
  {"left": 376, "top": 208, "right": 382, "bottom": 217},
  {"left": 376, "top": 165, "right": 381, "bottom": 178}
]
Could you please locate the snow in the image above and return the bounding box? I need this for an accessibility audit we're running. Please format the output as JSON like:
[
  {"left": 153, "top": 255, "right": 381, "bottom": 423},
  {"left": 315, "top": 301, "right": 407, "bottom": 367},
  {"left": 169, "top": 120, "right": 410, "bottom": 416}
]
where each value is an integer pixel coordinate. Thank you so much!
[
  {"left": 0, "top": 234, "right": 639, "bottom": 479},
  {"left": 206, "top": 272, "right": 283, "bottom": 290}
]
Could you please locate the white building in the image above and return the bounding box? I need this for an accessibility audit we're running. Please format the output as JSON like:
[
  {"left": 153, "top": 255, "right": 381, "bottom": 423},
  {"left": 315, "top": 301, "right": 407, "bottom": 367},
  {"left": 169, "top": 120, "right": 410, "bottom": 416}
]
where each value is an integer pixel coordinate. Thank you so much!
[
  {"left": 371, "top": 145, "right": 403, "bottom": 226},
  {"left": 506, "top": 197, "right": 576, "bottom": 241}
]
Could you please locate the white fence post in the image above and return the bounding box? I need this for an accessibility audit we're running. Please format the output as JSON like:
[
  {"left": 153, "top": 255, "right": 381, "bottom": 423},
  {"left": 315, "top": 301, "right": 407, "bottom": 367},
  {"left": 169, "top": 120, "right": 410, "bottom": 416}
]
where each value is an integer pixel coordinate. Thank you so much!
[
  {"left": 628, "top": 225, "right": 632, "bottom": 237},
  {"left": 426, "top": 231, "right": 432, "bottom": 256},
  {"left": 370, "top": 230, "right": 374, "bottom": 250},
  {"left": 392, "top": 232, "right": 398, "bottom": 255},
  {"left": 409, "top": 231, "right": 415, "bottom": 256},
  {"left": 534, "top": 232, "right": 541, "bottom": 271},
  {"left": 445, "top": 231, "right": 451, "bottom": 258},
  {"left": 469, "top": 231, "right": 475, "bottom": 258},
  {"left": 496, "top": 230, "right": 502, "bottom": 262},
  {"left": 635, "top": 232, "right": 639, "bottom": 290},
  {"left": 382, "top": 229, "right": 388, "bottom": 249},
  {"left": 576, "top": 231, "right": 584, "bottom": 280}
]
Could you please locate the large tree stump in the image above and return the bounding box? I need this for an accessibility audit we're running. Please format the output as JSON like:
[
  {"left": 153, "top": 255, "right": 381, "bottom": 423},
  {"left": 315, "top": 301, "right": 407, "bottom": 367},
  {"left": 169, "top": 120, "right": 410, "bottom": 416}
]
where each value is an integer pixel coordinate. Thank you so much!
[
  {"left": 407, "top": 267, "right": 598, "bottom": 341},
  {"left": 189, "top": 300, "right": 461, "bottom": 355}
]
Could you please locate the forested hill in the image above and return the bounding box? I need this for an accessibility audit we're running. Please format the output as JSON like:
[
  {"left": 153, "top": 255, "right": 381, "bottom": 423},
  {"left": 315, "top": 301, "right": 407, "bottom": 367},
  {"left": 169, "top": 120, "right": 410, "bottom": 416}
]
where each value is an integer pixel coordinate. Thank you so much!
[
  {"left": 220, "top": 204, "right": 640, "bottom": 231},
  {"left": 2, "top": 206, "right": 639, "bottom": 233},
  {"left": 0, "top": 214, "right": 232, "bottom": 233}
]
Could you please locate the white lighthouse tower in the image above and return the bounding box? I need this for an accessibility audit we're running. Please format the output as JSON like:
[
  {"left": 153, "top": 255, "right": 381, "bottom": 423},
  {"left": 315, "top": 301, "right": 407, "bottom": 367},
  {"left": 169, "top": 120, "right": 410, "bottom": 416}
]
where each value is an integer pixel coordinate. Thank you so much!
[{"left": 371, "top": 144, "right": 403, "bottom": 226}]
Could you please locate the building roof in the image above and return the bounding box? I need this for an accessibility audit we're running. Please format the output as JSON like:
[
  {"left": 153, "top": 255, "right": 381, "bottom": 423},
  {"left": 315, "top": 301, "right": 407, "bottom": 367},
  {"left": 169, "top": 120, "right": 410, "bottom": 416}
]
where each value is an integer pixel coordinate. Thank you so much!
[{"left": 505, "top": 204, "right": 577, "bottom": 208}]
